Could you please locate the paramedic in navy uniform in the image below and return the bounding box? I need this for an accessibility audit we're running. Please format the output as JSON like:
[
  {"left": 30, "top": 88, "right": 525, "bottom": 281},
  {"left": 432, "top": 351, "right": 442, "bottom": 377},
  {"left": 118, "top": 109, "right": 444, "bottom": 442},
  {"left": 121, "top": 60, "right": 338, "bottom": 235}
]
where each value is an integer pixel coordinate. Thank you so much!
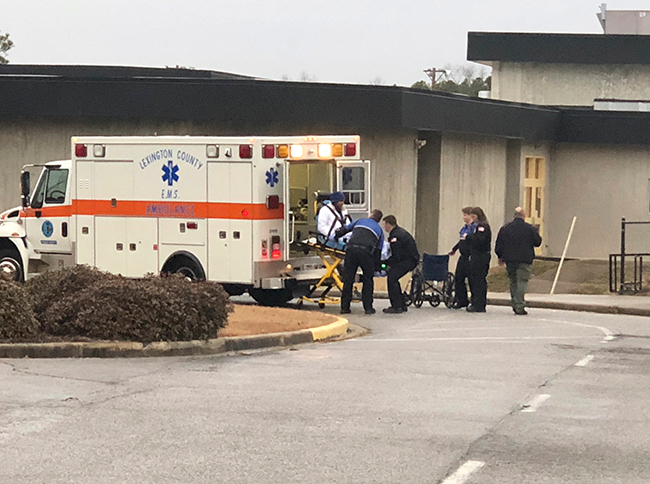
[
  {"left": 448, "top": 206, "right": 476, "bottom": 309},
  {"left": 382, "top": 215, "right": 419, "bottom": 314},
  {"left": 465, "top": 206, "right": 491, "bottom": 313},
  {"left": 335, "top": 209, "right": 384, "bottom": 315}
]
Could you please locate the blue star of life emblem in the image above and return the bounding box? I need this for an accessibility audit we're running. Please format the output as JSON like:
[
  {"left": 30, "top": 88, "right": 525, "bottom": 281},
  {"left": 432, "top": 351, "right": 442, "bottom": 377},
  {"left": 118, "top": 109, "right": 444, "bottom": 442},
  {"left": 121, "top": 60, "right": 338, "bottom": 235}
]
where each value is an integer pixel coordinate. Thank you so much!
[
  {"left": 266, "top": 168, "right": 279, "bottom": 187},
  {"left": 42, "top": 220, "right": 54, "bottom": 238},
  {"left": 162, "top": 160, "right": 180, "bottom": 186}
]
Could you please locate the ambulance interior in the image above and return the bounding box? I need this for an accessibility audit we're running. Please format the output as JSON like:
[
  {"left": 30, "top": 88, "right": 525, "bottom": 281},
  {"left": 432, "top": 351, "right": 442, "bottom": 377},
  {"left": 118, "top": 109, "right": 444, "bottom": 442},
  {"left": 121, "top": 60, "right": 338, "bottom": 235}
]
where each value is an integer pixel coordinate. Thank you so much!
[
  {"left": 287, "top": 160, "right": 335, "bottom": 257},
  {"left": 287, "top": 159, "right": 369, "bottom": 260}
]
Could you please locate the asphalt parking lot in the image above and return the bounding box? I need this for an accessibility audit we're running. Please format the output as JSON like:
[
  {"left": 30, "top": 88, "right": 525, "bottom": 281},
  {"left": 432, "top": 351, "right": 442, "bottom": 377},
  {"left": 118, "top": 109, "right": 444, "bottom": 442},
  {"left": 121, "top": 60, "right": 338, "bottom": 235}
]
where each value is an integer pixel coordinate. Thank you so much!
[{"left": 2, "top": 300, "right": 650, "bottom": 483}]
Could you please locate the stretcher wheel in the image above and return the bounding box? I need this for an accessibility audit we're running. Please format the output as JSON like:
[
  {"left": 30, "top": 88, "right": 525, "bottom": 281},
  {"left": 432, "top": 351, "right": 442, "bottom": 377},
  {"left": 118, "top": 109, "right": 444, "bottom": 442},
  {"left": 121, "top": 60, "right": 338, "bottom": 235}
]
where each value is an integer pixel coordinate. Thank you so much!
[
  {"left": 410, "top": 271, "right": 424, "bottom": 308},
  {"left": 429, "top": 293, "right": 441, "bottom": 307},
  {"left": 318, "top": 302, "right": 325, "bottom": 309},
  {"left": 443, "top": 272, "right": 455, "bottom": 308}
]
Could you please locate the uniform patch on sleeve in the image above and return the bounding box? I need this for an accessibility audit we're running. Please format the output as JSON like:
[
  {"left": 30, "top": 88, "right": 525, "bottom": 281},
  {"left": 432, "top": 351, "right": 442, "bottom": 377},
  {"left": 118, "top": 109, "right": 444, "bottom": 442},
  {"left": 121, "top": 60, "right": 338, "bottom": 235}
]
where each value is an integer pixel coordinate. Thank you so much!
[
  {"left": 478, "top": 226, "right": 485, "bottom": 232},
  {"left": 390, "top": 238, "right": 397, "bottom": 243}
]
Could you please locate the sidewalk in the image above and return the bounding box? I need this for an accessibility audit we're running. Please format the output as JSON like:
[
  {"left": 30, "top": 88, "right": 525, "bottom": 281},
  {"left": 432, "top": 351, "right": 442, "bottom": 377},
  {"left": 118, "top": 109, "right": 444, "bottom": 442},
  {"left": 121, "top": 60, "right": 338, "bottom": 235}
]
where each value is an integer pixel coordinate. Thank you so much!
[{"left": 488, "top": 292, "right": 650, "bottom": 317}]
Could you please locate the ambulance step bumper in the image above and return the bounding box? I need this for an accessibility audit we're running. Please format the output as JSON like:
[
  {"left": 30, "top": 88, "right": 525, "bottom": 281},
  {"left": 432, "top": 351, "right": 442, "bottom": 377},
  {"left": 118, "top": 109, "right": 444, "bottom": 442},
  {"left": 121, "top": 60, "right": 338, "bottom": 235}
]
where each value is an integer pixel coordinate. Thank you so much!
[{"left": 261, "top": 277, "right": 297, "bottom": 290}]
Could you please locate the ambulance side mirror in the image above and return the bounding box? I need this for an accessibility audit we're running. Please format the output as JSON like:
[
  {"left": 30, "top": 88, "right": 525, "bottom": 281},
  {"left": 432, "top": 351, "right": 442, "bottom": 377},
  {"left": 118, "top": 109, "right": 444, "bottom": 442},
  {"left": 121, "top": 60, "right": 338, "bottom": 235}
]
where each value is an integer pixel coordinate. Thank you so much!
[{"left": 20, "top": 171, "right": 30, "bottom": 207}]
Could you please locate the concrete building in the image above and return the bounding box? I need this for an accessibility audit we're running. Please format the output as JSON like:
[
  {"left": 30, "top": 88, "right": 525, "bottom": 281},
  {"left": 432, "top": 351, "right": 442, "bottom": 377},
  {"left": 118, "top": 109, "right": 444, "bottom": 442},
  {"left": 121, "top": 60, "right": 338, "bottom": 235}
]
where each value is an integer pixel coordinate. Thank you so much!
[
  {"left": 468, "top": 32, "right": 650, "bottom": 106},
  {"left": 468, "top": 31, "right": 650, "bottom": 259},
  {"left": 597, "top": 4, "right": 650, "bottom": 35},
  {"left": 1, "top": 63, "right": 649, "bottom": 261}
]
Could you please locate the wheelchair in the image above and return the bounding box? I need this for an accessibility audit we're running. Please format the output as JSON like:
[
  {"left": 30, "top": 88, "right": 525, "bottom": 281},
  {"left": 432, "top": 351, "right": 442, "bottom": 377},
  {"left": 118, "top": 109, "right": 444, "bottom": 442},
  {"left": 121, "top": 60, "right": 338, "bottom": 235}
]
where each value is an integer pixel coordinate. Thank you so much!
[{"left": 404, "top": 253, "right": 455, "bottom": 308}]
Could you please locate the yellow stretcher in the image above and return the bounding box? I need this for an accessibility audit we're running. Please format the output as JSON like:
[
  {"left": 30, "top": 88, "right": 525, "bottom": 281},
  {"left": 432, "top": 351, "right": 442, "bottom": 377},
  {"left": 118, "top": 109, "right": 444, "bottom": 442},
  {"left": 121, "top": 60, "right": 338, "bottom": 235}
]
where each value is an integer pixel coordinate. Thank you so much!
[{"left": 295, "top": 239, "right": 349, "bottom": 308}]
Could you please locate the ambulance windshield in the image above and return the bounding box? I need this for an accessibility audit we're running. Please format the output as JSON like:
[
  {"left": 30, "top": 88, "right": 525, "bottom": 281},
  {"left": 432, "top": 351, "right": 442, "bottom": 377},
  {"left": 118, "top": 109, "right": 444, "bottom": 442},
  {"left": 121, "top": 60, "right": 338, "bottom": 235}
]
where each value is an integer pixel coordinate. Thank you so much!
[{"left": 31, "top": 168, "right": 69, "bottom": 208}]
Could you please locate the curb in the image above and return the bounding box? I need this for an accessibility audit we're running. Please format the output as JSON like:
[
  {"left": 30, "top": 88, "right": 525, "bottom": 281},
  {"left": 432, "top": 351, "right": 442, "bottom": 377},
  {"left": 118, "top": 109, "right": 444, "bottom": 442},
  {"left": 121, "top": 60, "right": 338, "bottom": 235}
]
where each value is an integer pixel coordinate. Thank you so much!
[
  {"left": 0, "top": 317, "right": 349, "bottom": 359},
  {"left": 487, "top": 297, "right": 650, "bottom": 317}
]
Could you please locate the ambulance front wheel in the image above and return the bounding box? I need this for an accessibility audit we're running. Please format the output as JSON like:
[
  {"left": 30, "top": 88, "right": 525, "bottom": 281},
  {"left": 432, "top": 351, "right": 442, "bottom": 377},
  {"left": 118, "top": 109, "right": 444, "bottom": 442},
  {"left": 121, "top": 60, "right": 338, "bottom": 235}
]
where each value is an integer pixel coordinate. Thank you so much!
[
  {"left": 0, "top": 249, "right": 23, "bottom": 282},
  {"left": 161, "top": 252, "right": 206, "bottom": 280},
  {"left": 249, "top": 288, "right": 293, "bottom": 307}
]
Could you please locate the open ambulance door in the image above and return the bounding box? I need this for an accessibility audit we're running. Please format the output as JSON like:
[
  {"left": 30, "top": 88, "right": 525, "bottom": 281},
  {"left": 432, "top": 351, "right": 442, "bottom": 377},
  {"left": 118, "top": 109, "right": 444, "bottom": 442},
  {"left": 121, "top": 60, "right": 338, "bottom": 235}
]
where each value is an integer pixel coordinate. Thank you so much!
[
  {"left": 283, "top": 159, "right": 292, "bottom": 258},
  {"left": 337, "top": 160, "right": 371, "bottom": 220}
]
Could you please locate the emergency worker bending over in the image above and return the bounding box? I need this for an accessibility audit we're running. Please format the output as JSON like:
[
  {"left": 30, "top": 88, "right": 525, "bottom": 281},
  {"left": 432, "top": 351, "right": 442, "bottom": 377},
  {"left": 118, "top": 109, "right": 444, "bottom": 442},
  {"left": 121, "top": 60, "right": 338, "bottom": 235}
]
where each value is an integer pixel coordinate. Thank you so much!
[
  {"left": 317, "top": 192, "right": 352, "bottom": 249},
  {"left": 335, "top": 209, "right": 384, "bottom": 315},
  {"left": 382, "top": 215, "right": 419, "bottom": 314}
]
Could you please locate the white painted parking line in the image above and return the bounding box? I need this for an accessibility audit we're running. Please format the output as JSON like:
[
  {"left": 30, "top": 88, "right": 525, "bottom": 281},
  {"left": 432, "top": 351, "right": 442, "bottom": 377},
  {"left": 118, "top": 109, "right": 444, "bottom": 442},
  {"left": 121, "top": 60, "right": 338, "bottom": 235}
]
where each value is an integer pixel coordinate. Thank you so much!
[
  {"left": 404, "top": 325, "right": 557, "bottom": 333},
  {"left": 575, "top": 355, "right": 594, "bottom": 367},
  {"left": 441, "top": 460, "right": 485, "bottom": 484},
  {"left": 537, "top": 318, "right": 615, "bottom": 342},
  {"left": 355, "top": 335, "right": 602, "bottom": 343},
  {"left": 521, "top": 394, "right": 551, "bottom": 412}
]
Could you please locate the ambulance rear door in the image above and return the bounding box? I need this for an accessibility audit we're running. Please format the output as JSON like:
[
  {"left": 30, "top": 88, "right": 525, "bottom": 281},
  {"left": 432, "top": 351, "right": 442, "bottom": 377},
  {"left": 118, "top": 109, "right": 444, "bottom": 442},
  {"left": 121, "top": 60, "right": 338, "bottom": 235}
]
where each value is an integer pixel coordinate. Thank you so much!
[{"left": 336, "top": 160, "right": 371, "bottom": 220}]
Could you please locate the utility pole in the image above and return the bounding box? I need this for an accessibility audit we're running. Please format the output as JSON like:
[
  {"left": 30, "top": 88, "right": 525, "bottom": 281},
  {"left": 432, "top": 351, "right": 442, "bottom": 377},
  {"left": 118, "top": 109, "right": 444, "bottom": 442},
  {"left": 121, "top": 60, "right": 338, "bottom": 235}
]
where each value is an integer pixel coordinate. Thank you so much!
[{"left": 423, "top": 68, "right": 448, "bottom": 89}]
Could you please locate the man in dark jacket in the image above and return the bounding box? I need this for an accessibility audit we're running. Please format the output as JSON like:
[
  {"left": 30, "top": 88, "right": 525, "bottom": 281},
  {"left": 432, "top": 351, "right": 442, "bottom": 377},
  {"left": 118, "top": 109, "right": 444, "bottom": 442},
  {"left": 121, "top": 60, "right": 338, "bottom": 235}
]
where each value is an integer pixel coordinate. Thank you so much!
[
  {"left": 336, "top": 209, "right": 384, "bottom": 315},
  {"left": 495, "top": 207, "right": 543, "bottom": 315},
  {"left": 382, "top": 215, "right": 419, "bottom": 314}
]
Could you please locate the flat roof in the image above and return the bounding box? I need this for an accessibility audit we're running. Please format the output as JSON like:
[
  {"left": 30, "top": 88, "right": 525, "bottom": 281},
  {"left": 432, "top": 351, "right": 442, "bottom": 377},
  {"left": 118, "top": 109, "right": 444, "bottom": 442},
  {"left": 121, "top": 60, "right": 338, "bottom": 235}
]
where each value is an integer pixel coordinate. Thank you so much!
[
  {"left": 0, "top": 64, "right": 253, "bottom": 80},
  {"left": 0, "top": 65, "right": 648, "bottom": 145},
  {"left": 467, "top": 32, "right": 650, "bottom": 65}
]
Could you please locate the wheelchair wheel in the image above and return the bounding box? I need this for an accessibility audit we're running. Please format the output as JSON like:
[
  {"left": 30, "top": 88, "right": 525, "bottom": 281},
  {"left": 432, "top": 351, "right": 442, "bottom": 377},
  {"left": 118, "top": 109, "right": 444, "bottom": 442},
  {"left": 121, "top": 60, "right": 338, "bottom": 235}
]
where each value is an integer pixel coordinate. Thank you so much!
[
  {"left": 429, "top": 292, "right": 441, "bottom": 307},
  {"left": 443, "top": 272, "right": 455, "bottom": 308},
  {"left": 403, "top": 289, "right": 413, "bottom": 307},
  {"left": 410, "top": 271, "right": 424, "bottom": 308}
]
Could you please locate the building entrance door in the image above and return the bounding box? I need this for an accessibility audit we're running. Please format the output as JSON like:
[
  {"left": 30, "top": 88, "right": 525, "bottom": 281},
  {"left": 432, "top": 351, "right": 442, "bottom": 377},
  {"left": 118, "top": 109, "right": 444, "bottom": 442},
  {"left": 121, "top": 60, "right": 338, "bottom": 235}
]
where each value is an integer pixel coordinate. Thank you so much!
[{"left": 524, "top": 156, "right": 545, "bottom": 255}]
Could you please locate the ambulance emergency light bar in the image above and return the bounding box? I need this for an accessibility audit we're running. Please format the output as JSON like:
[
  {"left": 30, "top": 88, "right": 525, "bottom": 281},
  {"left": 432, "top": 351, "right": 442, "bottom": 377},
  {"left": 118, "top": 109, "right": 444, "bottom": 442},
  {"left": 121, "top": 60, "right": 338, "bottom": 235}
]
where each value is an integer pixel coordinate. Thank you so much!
[{"left": 74, "top": 139, "right": 358, "bottom": 160}]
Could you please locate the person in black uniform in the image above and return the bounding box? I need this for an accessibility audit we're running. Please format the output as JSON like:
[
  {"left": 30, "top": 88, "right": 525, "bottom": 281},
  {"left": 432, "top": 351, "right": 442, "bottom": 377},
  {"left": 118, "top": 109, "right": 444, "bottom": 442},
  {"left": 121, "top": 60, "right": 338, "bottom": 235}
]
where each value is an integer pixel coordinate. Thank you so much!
[
  {"left": 335, "top": 209, "right": 384, "bottom": 315},
  {"left": 465, "top": 206, "right": 491, "bottom": 313},
  {"left": 382, "top": 215, "right": 420, "bottom": 314},
  {"left": 448, "top": 206, "right": 476, "bottom": 309}
]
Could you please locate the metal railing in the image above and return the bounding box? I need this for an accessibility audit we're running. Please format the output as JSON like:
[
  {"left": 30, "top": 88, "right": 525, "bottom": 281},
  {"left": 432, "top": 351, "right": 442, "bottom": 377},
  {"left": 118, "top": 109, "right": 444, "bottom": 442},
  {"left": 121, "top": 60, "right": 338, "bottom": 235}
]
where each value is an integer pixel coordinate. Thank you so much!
[
  {"left": 609, "top": 218, "right": 650, "bottom": 294},
  {"left": 609, "top": 253, "right": 647, "bottom": 293}
]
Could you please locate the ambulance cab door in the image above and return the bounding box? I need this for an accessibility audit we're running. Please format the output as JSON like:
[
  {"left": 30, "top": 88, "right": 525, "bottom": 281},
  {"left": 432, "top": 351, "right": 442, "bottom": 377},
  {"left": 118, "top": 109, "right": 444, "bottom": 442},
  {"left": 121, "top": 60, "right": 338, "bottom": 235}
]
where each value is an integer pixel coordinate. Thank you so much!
[
  {"left": 25, "top": 166, "right": 72, "bottom": 255},
  {"left": 336, "top": 160, "right": 371, "bottom": 221}
]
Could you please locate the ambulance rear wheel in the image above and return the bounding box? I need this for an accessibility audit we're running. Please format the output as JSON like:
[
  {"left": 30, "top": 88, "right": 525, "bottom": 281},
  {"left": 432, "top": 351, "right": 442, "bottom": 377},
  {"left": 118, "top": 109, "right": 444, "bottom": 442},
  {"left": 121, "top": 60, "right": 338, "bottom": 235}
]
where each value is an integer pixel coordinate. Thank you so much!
[
  {"left": 0, "top": 249, "right": 23, "bottom": 282},
  {"left": 249, "top": 288, "right": 293, "bottom": 307},
  {"left": 162, "top": 253, "right": 205, "bottom": 280},
  {"left": 222, "top": 284, "right": 247, "bottom": 297}
]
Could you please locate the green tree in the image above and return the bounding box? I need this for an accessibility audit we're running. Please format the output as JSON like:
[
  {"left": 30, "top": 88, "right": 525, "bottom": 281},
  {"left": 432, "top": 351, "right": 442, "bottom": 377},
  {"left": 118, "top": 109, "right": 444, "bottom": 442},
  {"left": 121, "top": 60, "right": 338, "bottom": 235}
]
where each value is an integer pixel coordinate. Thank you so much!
[
  {"left": 411, "top": 65, "right": 491, "bottom": 97},
  {"left": 0, "top": 31, "right": 14, "bottom": 64},
  {"left": 410, "top": 80, "right": 431, "bottom": 90}
]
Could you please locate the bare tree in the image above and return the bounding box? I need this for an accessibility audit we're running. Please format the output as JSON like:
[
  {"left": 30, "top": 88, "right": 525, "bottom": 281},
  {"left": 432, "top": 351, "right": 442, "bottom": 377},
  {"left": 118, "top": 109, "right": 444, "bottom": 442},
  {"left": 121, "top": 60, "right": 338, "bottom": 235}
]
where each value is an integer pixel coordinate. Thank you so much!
[{"left": 299, "top": 71, "right": 317, "bottom": 82}]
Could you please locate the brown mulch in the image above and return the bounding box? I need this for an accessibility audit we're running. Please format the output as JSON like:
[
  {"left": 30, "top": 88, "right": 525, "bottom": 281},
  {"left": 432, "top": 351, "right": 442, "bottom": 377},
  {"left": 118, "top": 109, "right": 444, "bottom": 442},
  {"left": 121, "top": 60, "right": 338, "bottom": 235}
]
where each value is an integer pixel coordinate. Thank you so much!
[{"left": 219, "top": 304, "right": 339, "bottom": 337}]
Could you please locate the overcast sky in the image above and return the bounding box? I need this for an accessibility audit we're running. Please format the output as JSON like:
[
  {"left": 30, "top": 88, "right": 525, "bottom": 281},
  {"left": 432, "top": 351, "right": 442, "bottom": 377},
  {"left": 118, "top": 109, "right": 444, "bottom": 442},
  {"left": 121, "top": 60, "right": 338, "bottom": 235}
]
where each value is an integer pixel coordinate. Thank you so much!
[{"left": 3, "top": 1, "right": 650, "bottom": 86}]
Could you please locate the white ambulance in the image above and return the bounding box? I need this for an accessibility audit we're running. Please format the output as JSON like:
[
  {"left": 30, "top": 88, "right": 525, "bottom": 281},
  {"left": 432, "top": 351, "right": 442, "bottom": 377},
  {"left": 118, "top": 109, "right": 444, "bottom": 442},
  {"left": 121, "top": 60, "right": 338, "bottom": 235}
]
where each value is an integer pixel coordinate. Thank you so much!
[{"left": 0, "top": 136, "right": 371, "bottom": 306}]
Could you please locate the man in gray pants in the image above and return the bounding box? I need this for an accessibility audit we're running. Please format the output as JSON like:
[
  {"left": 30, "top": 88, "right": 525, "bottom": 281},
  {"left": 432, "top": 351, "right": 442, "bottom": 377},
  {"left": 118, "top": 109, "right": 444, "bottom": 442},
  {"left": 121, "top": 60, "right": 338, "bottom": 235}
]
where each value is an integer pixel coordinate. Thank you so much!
[{"left": 495, "top": 207, "right": 542, "bottom": 315}]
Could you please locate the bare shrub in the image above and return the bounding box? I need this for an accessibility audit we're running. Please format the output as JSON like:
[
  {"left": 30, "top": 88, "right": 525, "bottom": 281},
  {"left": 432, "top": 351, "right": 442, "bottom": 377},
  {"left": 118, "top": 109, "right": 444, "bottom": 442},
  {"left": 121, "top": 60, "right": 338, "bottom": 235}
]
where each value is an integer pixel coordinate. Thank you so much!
[
  {"left": 0, "top": 279, "right": 39, "bottom": 341},
  {"left": 38, "top": 273, "right": 232, "bottom": 343}
]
